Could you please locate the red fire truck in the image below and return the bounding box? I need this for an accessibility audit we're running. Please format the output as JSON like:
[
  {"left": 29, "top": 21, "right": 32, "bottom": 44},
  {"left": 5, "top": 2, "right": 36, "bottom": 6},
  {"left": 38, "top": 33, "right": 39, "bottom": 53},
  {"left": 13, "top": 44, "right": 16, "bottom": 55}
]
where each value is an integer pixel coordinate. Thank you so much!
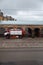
[{"left": 4, "top": 28, "right": 25, "bottom": 39}]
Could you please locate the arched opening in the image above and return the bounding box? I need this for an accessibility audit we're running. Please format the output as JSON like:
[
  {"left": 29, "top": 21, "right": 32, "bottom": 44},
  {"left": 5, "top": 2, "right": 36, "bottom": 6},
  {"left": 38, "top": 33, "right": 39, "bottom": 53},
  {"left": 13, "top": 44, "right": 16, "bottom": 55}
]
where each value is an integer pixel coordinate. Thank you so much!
[
  {"left": 34, "top": 28, "right": 40, "bottom": 37},
  {"left": 25, "top": 28, "right": 32, "bottom": 37},
  {"left": 0, "top": 27, "right": 5, "bottom": 37},
  {"left": 28, "top": 28, "right": 32, "bottom": 37}
]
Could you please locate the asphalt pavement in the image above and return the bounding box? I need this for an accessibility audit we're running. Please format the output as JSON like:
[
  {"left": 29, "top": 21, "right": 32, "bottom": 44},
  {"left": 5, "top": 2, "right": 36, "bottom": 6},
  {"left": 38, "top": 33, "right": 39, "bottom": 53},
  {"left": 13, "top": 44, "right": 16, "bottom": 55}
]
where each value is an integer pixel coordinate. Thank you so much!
[
  {"left": 0, "top": 38, "right": 43, "bottom": 65},
  {"left": 0, "top": 47, "right": 43, "bottom": 65}
]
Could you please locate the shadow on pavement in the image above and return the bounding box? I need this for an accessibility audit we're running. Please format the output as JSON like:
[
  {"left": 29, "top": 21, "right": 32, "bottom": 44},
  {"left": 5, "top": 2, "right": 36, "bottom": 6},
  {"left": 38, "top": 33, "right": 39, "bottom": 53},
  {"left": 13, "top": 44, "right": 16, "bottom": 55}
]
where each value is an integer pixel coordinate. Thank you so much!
[{"left": 0, "top": 60, "right": 43, "bottom": 65}]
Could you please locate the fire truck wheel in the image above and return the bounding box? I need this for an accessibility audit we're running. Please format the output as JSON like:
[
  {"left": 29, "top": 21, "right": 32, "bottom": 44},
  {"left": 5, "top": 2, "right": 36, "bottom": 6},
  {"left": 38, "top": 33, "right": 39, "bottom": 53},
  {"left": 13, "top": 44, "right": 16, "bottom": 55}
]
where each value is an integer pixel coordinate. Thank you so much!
[{"left": 19, "top": 35, "right": 22, "bottom": 39}]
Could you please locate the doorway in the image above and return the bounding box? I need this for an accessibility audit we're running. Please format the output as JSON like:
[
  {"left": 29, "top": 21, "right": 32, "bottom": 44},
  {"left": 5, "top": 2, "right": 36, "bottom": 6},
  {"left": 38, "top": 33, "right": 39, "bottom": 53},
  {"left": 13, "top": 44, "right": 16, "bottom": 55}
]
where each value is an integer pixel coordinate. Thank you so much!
[
  {"left": 34, "top": 28, "right": 40, "bottom": 37},
  {"left": 0, "top": 27, "right": 5, "bottom": 37}
]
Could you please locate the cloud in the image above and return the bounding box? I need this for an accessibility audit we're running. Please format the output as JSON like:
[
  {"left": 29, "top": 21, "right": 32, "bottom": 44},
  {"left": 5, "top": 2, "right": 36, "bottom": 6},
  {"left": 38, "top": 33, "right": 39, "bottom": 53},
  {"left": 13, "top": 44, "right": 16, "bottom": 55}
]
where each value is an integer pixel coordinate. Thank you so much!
[
  {"left": 0, "top": 0, "right": 43, "bottom": 10},
  {"left": 0, "top": 0, "right": 43, "bottom": 21}
]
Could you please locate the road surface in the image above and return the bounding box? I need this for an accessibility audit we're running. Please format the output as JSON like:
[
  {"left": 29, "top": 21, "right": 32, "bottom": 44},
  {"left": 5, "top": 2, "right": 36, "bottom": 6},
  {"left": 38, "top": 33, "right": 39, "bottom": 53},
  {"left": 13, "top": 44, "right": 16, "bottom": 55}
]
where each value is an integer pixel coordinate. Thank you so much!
[
  {"left": 0, "top": 38, "right": 43, "bottom": 65},
  {"left": 0, "top": 47, "right": 43, "bottom": 65}
]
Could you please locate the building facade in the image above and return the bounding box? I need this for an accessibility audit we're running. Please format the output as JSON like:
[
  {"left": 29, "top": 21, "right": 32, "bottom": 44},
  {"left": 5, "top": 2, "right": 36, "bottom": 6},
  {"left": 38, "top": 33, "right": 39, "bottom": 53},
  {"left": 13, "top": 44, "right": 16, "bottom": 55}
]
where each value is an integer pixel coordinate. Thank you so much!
[
  {"left": 0, "top": 21, "right": 43, "bottom": 37},
  {"left": 0, "top": 10, "right": 43, "bottom": 38},
  {"left": 0, "top": 10, "right": 16, "bottom": 21}
]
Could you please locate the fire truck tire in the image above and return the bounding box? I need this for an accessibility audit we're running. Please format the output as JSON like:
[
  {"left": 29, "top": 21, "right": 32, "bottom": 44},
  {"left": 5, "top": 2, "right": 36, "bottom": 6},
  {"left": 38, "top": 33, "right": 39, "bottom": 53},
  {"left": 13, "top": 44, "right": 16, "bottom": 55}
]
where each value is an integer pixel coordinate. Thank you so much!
[{"left": 19, "top": 35, "right": 22, "bottom": 39}]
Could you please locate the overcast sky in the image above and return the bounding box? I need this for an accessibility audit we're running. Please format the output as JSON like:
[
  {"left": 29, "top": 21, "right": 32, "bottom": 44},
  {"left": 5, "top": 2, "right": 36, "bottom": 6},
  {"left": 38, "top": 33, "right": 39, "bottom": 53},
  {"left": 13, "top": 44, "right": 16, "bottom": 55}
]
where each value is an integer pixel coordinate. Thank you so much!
[{"left": 0, "top": 0, "right": 43, "bottom": 21}]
